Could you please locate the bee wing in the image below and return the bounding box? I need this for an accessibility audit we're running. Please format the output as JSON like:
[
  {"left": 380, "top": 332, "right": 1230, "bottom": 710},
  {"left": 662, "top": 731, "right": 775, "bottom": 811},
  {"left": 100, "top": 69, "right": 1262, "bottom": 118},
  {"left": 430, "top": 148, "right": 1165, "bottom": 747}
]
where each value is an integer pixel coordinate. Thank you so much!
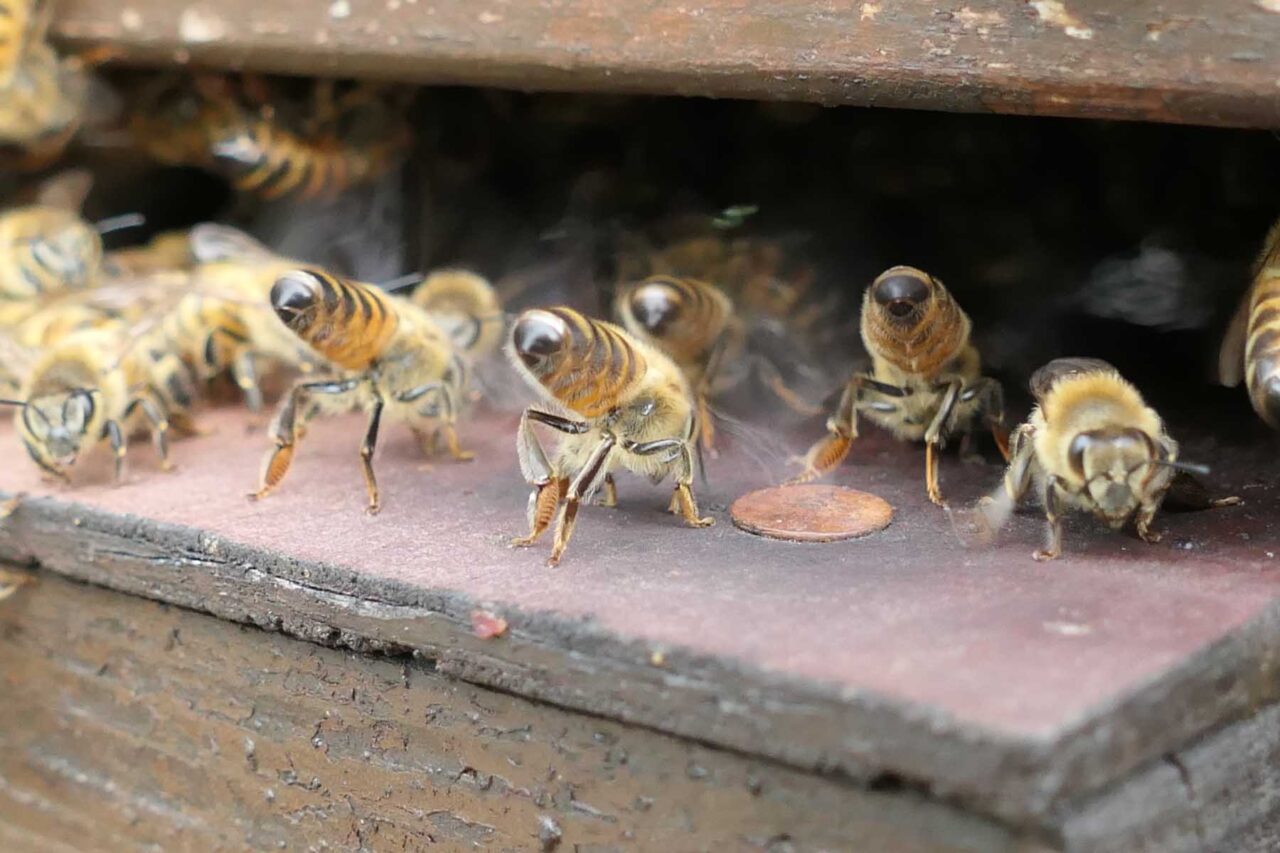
[
  {"left": 1217, "top": 290, "right": 1250, "bottom": 388},
  {"left": 1028, "top": 357, "right": 1118, "bottom": 403},
  {"left": 188, "top": 223, "right": 276, "bottom": 264},
  {"left": 35, "top": 168, "right": 93, "bottom": 211}
]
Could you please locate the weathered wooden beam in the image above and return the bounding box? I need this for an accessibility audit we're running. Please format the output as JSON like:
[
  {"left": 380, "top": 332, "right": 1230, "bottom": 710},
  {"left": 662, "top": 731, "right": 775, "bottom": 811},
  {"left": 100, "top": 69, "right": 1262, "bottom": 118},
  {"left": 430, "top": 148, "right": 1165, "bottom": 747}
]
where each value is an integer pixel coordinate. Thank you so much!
[{"left": 51, "top": 0, "right": 1280, "bottom": 128}]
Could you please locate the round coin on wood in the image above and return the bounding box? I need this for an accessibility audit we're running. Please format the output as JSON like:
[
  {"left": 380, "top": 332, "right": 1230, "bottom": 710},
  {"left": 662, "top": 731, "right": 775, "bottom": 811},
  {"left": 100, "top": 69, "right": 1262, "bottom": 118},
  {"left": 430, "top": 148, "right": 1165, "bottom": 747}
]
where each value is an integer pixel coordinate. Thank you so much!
[{"left": 730, "top": 485, "right": 893, "bottom": 542}]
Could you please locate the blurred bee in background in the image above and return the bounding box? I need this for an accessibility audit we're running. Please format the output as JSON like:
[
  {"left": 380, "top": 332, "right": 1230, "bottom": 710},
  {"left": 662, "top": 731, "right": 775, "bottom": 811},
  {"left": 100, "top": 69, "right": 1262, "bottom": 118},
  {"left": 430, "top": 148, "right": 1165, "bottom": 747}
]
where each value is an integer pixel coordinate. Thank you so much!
[
  {"left": 507, "top": 306, "right": 714, "bottom": 566},
  {"left": 0, "top": 319, "right": 194, "bottom": 482},
  {"left": 958, "top": 358, "right": 1238, "bottom": 561},
  {"left": 252, "top": 268, "right": 494, "bottom": 513},
  {"left": 0, "top": 170, "right": 100, "bottom": 307},
  {"left": 409, "top": 268, "right": 505, "bottom": 358},
  {"left": 788, "top": 266, "right": 1009, "bottom": 506},
  {"left": 130, "top": 74, "right": 412, "bottom": 202},
  {"left": 102, "top": 229, "right": 195, "bottom": 278},
  {"left": 1219, "top": 218, "right": 1280, "bottom": 428},
  {"left": 146, "top": 224, "right": 322, "bottom": 413},
  {"left": 615, "top": 274, "right": 821, "bottom": 455}
]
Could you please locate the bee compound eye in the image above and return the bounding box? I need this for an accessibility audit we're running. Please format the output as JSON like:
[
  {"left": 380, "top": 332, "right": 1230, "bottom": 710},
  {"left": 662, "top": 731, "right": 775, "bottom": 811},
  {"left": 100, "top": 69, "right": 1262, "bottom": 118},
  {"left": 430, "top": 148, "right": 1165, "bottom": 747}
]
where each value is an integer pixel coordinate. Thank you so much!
[
  {"left": 1067, "top": 432, "right": 1094, "bottom": 477},
  {"left": 270, "top": 271, "right": 320, "bottom": 324},
  {"left": 630, "top": 281, "right": 683, "bottom": 335},
  {"left": 513, "top": 311, "right": 568, "bottom": 369},
  {"left": 872, "top": 271, "right": 931, "bottom": 317}
]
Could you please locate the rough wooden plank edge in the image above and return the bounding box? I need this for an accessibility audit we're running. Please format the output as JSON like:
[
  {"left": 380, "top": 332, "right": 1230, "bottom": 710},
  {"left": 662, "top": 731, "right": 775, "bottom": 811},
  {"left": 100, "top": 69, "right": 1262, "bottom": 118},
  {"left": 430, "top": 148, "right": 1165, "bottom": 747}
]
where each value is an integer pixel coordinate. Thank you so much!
[
  {"left": 2, "top": 490, "right": 1279, "bottom": 833},
  {"left": 49, "top": 0, "right": 1280, "bottom": 128}
]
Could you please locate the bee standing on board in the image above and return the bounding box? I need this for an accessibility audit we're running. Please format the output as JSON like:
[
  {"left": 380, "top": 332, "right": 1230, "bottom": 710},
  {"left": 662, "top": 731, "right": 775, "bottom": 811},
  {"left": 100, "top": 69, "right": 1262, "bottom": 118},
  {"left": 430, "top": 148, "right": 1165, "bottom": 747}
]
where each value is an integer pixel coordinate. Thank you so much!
[
  {"left": 147, "top": 224, "right": 321, "bottom": 413},
  {"left": 252, "top": 268, "right": 488, "bottom": 514},
  {"left": 960, "top": 358, "right": 1238, "bottom": 561},
  {"left": 0, "top": 320, "right": 193, "bottom": 482},
  {"left": 788, "top": 266, "right": 1009, "bottom": 506},
  {"left": 507, "top": 307, "right": 714, "bottom": 567},
  {"left": 1219, "top": 218, "right": 1280, "bottom": 427},
  {"left": 614, "top": 274, "right": 822, "bottom": 455}
]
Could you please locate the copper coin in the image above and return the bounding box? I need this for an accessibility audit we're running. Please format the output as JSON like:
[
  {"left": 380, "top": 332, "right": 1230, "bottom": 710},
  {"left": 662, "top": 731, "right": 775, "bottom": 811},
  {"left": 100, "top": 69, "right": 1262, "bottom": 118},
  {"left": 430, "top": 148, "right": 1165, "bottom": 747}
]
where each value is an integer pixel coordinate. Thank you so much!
[{"left": 730, "top": 485, "right": 893, "bottom": 542}]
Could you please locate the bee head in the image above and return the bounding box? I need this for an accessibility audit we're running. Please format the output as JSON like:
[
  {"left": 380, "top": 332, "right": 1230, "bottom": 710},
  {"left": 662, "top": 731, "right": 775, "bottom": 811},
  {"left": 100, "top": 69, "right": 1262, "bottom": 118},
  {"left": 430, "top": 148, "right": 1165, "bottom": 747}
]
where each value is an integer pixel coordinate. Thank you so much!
[
  {"left": 628, "top": 278, "right": 684, "bottom": 338},
  {"left": 871, "top": 266, "right": 933, "bottom": 322},
  {"left": 14, "top": 390, "right": 96, "bottom": 474},
  {"left": 1068, "top": 427, "right": 1156, "bottom": 524},
  {"left": 271, "top": 270, "right": 322, "bottom": 331},
  {"left": 511, "top": 309, "right": 570, "bottom": 377}
]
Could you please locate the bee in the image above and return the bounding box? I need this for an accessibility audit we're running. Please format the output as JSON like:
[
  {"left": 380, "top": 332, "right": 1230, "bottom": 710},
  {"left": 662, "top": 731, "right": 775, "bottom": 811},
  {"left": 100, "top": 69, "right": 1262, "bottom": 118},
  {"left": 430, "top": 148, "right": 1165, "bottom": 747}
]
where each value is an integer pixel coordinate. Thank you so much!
[
  {"left": 1219, "top": 219, "right": 1280, "bottom": 427},
  {"left": 963, "top": 358, "right": 1237, "bottom": 561},
  {"left": 0, "top": 39, "right": 94, "bottom": 166},
  {"left": 0, "top": 320, "right": 194, "bottom": 482},
  {"left": 148, "top": 224, "right": 321, "bottom": 412},
  {"left": 0, "top": 170, "right": 101, "bottom": 306},
  {"left": 614, "top": 274, "right": 823, "bottom": 455},
  {"left": 103, "top": 230, "right": 195, "bottom": 278},
  {"left": 507, "top": 306, "right": 715, "bottom": 567},
  {"left": 252, "top": 268, "right": 483, "bottom": 513},
  {"left": 788, "top": 266, "right": 1009, "bottom": 506}
]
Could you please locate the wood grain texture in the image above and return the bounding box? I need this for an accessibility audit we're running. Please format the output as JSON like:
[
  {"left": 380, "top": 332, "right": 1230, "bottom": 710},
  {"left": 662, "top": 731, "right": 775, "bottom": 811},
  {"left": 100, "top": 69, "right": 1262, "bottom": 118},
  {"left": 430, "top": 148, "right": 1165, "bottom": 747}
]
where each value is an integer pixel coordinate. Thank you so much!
[
  {"left": 50, "top": 0, "right": 1280, "bottom": 128},
  {"left": 0, "top": 572, "right": 1025, "bottom": 852}
]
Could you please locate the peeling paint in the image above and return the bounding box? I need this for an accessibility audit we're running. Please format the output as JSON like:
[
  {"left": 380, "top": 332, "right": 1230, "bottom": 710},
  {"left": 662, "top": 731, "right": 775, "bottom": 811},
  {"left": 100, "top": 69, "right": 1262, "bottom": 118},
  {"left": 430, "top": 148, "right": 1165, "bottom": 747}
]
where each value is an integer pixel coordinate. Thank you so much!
[
  {"left": 1027, "top": 0, "right": 1094, "bottom": 40},
  {"left": 860, "top": 3, "right": 880, "bottom": 22},
  {"left": 328, "top": 0, "right": 352, "bottom": 20}
]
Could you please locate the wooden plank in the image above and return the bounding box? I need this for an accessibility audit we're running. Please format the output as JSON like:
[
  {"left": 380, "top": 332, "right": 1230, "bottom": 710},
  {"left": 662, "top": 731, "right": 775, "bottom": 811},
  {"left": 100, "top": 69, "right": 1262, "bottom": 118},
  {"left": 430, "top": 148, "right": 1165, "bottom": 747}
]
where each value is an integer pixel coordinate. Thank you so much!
[
  {"left": 1, "top": 407, "right": 1279, "bottom": 830},
  {"left": 0, "top": 572, "right": 1026, "bottom": 852},
  {"left": 50, "top": 0, "right": 1280, "bottom": 128}
]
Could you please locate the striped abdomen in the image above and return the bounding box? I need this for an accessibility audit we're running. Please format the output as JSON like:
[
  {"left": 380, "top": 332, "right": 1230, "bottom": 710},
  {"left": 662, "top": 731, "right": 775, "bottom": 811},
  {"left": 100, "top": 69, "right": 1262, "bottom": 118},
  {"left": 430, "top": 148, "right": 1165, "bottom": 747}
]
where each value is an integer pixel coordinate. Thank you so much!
[
  {"left": 160, "top": 293, "right": 252, "bottom": 375},
  {"left": 1245, "top": 263, "right": 1280, "bottom": 427},
  {"left": 618, "top": 275, "right": 730, "bottom": 364},
  {"left": 209, "top": 117, "right": 401, "bottom": 201},
  {"left": 861, "top": 266, "right": 970, "bottom": 379},
  {"left": 270, "top": 269, "right": 398, "bottom": 371},
  {"left": 510, "top": 307, "right": 646, "bottom": 418},
  {"left": 0, "top": 208, "right": 102, "bottom": 300}
]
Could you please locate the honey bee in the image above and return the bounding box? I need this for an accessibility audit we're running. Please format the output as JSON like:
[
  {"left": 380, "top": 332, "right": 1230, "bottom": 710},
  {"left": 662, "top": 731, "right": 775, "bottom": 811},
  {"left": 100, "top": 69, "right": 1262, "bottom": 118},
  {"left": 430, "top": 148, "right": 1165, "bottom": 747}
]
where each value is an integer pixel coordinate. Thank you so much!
[
  {"left": 0, "top": 39, "right": 93, "bottom": 166},
  {"left": 0, "top": 170, "right": 101, "bottom": 306},
  {"left": 507, "top": 306, "right": 715, "bottom": 566},
  {"left": 788, "top": 266, "right": 1009, "bottom": 506},
  {"left": 614, "top": 274, "right": 822, "bottom": 454},
  {"left": 962, "top": 358, "right": 1237, "bottom": 561},
  {"left": 1219, "top": 219, "right": 1280, "bottom": 427},
  {"left": 252, "top": 268, "right": 481, "bottom": 513},
  {"left": 0, "top": 320, "right": 194, "bottom": 482},
  {"left": 138, "top": 224, "right": 321, "bottom": 412}
]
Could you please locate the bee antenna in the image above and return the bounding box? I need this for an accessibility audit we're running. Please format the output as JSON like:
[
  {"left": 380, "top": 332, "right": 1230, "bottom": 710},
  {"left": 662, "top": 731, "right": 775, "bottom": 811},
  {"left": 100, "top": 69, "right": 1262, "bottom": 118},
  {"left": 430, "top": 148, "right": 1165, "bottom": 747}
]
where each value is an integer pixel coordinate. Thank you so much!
[
  {"left": 0, "top": 398, "right": 27, "bottom": 409},
  {"left": 377, "top": 272, "right": 423, "bottom": 294},
  {"left": 1154, "top": 459, "right": 1211, "bottom": 476},
  {"left": 95, "top": 213, "right": 147, "bottom": 235}
]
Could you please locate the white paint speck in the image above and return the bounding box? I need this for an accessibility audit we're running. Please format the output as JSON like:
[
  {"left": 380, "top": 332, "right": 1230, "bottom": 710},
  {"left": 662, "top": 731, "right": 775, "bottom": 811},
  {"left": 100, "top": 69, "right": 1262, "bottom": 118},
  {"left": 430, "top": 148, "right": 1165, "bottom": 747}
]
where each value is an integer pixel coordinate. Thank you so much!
[
  {"left": 1028, "top": 0, "right": 1094, "bottom": 39},
  {"left": 1044, "top": 620, "right": 1093, "bottom": 637},
  {"left": 329, "top": 0, "right": 351, "bottom": 20},
  {"left": 178, "top": 7, "right": 228, "bottom": 43},
  {"left": 956, "top": 7, "right": 1005, "bottom": 28},
  {"left": 478, "top": 10, "right": 502, "bottom": 23},
  {"left": 120, "top": 8, "right": 143, "bottom": 31},
  {"left": 860, "top": 2, "right": 880, "bottom": 21},
  {"left": 1256, "top": 0, "right": 1280, "bottom": 12}
]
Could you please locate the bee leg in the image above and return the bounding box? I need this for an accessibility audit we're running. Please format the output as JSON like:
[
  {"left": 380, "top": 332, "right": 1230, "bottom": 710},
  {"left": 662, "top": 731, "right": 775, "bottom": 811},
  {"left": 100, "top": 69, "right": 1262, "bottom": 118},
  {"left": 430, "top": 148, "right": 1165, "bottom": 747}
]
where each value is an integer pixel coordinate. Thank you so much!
[
  {"left": 0, "top": 493, "right": 24, "bottom": 520},
  {"left": 514, "top": 477, "right": 566, "bottom": 548},
  {"left": 972, "top": 377, "right": 1011, "bottom": 461},
  {"left": 923, "top": 379, "right": 964, "bottom": 507},
  {"left": 626, "top": 437, "right": 715, "bottom": 527},
  {"left": 697, "top": 394, "right": 718, "bottom": 458},
  {"left": 786, "top": 376, "right": 863, "bottom": 485},
  {"left": 103, "top": 419, "right": 127, "bottom": 483},
  {"left": 359, "top": 399, "right": 385, "bottom": 515},
  {"left": 231, "top": 350, "right": 264, "bottom": 414},
  {"left": 963, "top": 424, "right": 1036, "bottom": 546},
  {"left": 1133, "top": 502, "right": 1162, "bottom": 545},
  {"left": 440, "top": 424, "right": 473, "bottom": 462},
  {"left": 125, "top": 393, "right": 173, "bottom": 471},
  {"left": 599, "top": 474, "right": 618, "bottom": 508},
  {"left": 252, "top": 378, "right": 359, "bottom": 501},
  {"left": 549, "top": 435, "right": 617, "bottom": 567},
  {"left": 1033, "top": 476, "right": 1065, "bottom": 562}
]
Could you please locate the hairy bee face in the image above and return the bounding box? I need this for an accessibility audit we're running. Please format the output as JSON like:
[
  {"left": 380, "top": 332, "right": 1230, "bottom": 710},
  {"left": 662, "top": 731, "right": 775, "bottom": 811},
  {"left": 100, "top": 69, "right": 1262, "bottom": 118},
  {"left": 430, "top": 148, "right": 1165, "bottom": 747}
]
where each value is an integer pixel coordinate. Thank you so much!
[
  {"left": 628, "top": 280, "right": 684, "bottom": 337},
  {"left": 511, "top": 309, "right": 569, "bottom": 379},
  {"left": 20, "top": 390, "right": 95, "bottom": 467},
  {"left": 870, "top": 267, "right": 933, "bottom": 325},
  {"left": 1068, "top": 427, "right": 1156, "bottom": 526},
  {"left": 270, "top": 270, "right": 321, "bottom": 332}
]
